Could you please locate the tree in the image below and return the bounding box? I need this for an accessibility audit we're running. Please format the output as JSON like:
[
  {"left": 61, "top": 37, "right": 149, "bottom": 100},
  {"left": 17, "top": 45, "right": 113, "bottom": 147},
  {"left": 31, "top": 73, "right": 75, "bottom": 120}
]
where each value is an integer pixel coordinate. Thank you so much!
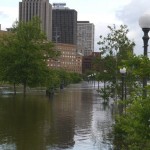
[
  {"left": 0, "top": 17, "right": 59, "bottom": 95},
  {"left": 98, "top": 24, "right": 135, "bottom": 58},
  {"left": 95, "top": 24, "right": 135, "bottom": 101},
  {"left": 113, "top": 92, "right": 150, "bottom": 150},
  {"left": 112, "top": 38, "right": 150, "bottom": 150}
]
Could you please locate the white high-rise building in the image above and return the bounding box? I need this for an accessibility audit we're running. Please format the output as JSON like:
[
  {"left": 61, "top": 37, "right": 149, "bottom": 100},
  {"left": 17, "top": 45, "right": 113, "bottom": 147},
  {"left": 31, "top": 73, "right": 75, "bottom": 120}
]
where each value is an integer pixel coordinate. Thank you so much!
[
  {"left": 77, "top": 21, "right": 95, "bottom": 56},
  {"left": 19, "top": 0, "right": 52, "bottom": 41}
]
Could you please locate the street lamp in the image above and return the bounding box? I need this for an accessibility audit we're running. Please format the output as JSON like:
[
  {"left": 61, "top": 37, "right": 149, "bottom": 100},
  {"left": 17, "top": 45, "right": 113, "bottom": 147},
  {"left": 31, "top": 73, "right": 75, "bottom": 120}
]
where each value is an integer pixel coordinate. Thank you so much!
[
  {"left": 120, "top": 67, "right": 126, "bottom": 100},
  {"left": 120, "top": 67, "right": 127, "bottom": 114},
  {"left": 139, "top": 13, "right": 150, "bottom": 97},
  {"left": 93, "top": 73, "right": 96, "bottom": 88}
]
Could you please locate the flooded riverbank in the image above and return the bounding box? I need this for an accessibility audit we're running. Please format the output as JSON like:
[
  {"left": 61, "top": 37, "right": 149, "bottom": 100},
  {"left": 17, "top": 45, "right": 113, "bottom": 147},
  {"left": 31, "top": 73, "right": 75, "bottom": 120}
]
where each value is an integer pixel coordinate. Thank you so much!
[{"left": 0, "top": 81, "right": 114, "bottom": 150}]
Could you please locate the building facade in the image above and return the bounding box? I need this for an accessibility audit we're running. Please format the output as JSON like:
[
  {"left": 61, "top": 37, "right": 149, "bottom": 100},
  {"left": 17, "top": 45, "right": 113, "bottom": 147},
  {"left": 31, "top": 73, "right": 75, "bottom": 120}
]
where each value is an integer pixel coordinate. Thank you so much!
[
  {"left": 82, "top": 52, "right": 101, "bottom": 74},
  {"left": 77, "top": 21, "right": 95, "bottom": 56},
  {"left": 47, "top": 43, "right": 82, "bottom": 74},
  {"left": 52, "top": 3, "right": 77, "bottom": 45},
  {"left": 19, "top": 0, "right": 52, "bottom": 41}
]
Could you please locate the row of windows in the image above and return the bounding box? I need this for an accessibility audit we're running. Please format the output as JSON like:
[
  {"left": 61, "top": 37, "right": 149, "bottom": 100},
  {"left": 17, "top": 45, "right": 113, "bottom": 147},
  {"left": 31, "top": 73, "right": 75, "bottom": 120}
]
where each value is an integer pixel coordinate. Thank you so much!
[
  {"left": 61, "top": 50, "right": 76, "bottom": 52},
  {"left": 47, "top": 62, "right": 81, "bottom": 67},
  {"left": 61, "top": 55, "right": 76, "bottom": 58},
  {"left": 48, "top": 59, "right": 81, "bottom": 63},
  {"left": 62, "top": 62, "right": 81, "bottom": 65},
  {"left": 47, "top": 65, "right": 81, "bottom": 73}
]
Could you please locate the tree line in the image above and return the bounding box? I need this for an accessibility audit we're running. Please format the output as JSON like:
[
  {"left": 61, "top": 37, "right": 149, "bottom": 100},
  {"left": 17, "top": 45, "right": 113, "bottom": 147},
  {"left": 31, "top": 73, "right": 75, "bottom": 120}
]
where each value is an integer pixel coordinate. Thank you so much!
[{"left": 0, "top": 17, "right": 82, "bottom": 96}]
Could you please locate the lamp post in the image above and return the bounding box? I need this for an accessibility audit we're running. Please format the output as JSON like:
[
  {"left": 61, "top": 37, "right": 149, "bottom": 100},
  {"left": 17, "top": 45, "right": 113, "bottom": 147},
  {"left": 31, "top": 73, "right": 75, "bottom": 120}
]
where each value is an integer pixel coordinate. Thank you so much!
[
  {"left": 88, "top": 75, "right": 91, "bottom": 83},
  {"left": 120, "top": 67, "right": 126, "bottom": 114},
  {"left": 120, "top": 67, "right": 126, "bottom": 100},
  {"left": 139, "top": 13, "right": 150, "bottom": 97},
  {"left": 91, "top": 74, "right": 94, "bottom": 86}
]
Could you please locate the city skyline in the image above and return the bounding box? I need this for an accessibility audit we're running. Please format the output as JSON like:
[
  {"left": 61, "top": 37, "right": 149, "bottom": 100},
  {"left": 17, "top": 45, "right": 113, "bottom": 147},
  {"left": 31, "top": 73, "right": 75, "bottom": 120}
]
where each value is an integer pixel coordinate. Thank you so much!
[{"left": 1, "top": 0, "right": 150, "bottom": 54}]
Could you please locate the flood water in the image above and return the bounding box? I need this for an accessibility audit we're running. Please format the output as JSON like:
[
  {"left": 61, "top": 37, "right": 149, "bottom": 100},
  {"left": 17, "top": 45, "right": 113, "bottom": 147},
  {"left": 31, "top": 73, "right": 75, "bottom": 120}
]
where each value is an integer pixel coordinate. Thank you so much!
[{"left": 0, "top": 82, "right": 114, "bottom": 150}]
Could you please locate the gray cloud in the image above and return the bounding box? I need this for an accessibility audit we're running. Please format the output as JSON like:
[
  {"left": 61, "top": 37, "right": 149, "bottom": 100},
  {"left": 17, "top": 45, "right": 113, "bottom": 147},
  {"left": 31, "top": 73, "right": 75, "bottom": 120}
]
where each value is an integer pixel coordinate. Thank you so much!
[
  {"left": 115, "top": 0, "right": 150, "bottom": 55},
  {"left": 116, "top": 0, "right": 150, "bottom": 26}
]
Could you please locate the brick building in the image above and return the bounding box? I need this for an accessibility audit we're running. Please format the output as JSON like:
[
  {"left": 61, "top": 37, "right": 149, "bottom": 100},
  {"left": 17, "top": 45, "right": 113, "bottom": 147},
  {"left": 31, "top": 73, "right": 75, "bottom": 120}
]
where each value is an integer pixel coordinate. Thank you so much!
[
  {"left": 47, "top": 43, "right": 82, "bottom": 74},
  {"left": 82, "top": 52, "right": 101, "bottom": 74}
]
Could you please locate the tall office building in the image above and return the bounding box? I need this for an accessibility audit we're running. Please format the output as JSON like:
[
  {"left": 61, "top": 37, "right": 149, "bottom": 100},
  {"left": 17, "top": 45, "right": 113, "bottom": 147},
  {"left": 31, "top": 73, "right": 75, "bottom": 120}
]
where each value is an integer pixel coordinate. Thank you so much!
[
  {"left": 77, "top": 21, "right": 95, "bottom": 56},
  {"left": 19, "top": 0, "right": 52, "bottom": 41},
  {"left": 52, "top": 3, "right": 77, "bottom": 45}
]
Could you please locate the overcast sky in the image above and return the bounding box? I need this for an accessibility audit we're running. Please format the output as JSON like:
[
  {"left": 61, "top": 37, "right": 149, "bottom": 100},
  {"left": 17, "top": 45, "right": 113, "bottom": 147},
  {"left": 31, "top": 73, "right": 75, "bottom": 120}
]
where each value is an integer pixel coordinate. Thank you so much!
[{"left": 0, "top": 0, "right": 150, "bottom": 55}]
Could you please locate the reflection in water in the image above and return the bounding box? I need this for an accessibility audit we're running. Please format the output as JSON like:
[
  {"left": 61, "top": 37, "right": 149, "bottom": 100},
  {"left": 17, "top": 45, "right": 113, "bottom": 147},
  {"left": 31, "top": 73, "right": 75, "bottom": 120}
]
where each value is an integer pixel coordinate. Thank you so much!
[{"left": 0, "top": 82, "right": 113, "bottom": 150}]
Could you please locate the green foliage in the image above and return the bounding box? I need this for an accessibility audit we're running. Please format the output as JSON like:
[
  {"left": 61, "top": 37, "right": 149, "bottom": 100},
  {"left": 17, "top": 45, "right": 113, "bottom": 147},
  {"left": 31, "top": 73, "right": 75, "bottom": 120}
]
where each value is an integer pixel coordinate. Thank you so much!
[
  {"left": 97, "top": 24, "right": 135, "bottom": 58},
  {"left": 95, "top": 24, "right": 150, "bottom": 149},
  {"left": 125, "top": 55, "right": 150, "bottom": 78},
  {"left": 121, "top": 55, "right": 150, "bottom": 97},
  {"left": 97, "top": 84, "right": 111, "bottom": 103},
  {"left": 45, "top": 69, "right": 82, "bottom": 92},
  {"left": 113, "top": 94, "right": 150, "bottom": 150},
  {"left": 56, "top": 69, "right": 71, "bottom": 86},
  {"left": 45, "top": 69, "right": 61, "bottom": 91},
  {"left": 67, "top": 72, "right": 81, "bottom": 83},
  {"left": 0, "top": 17, "right": 58, "bottom": 94},
  {"left": 112, "top": 47, "right": 150, "bottom": 150}
]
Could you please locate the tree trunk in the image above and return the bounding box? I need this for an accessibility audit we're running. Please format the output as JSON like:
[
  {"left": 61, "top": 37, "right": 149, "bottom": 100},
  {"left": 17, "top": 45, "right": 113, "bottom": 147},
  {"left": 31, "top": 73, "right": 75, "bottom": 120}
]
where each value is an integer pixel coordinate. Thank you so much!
[
  {"left": 23, "top": 82, "right": 26, "bottom": 96},
  {"left": 13, "top": 82, "right": 16, "bottom": 95}
]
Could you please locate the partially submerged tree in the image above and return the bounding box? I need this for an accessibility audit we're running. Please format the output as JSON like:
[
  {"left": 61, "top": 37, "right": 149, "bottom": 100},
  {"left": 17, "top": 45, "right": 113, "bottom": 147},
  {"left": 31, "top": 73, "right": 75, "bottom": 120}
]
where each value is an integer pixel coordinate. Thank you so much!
[
  {"left": 96, "top": 24, "right": 135, "bottom": 101},
  {"left": 0, "top": 17, "right": 59, "bottom": 95}
]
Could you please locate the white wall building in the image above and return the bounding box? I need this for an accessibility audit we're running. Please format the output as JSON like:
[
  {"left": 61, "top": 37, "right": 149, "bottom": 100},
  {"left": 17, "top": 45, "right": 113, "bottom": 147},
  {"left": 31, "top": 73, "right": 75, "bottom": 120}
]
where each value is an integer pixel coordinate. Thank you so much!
[
  {"left": 77, "top": 21, "right": 95, "bottom": 56},
  {"left": 19, "top": 0, "right": 52, "bottom": 41}
]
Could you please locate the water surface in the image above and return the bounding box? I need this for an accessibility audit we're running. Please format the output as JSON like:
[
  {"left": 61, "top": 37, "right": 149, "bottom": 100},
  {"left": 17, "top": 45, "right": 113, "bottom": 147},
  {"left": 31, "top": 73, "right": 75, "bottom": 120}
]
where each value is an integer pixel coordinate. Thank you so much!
[{"left": 0, "top": 82, "right": 113, "bottom": 150}]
